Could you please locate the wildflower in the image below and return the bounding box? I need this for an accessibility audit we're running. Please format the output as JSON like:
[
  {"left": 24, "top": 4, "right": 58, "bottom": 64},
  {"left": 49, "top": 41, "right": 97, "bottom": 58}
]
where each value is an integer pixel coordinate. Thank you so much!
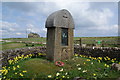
[
  {"left": 48, "top": 75, "right": 52, "bottom": 78},
  {"left": 80, "top": 55, "right": 82, "bottom": 57},
  {"left": 62, "top": 76, "right": 65, "bottom": 78},
  {"left": 86, "top": 59, "right": 90, "bottom": 61},
  {"left": 83, "top": 62, "right": 86, "bottom": 64},
  {"left": 89, "top": 56, "right": 92, "bottom": 58},
  {"left": 98, "top": 60, "right": 101, "bottom": 63},
  {"left": 56, "top": 73, "right": 60, "bottom": 76},
  {"left": 82, "top": 70, "right": 87, "bottom": 73},
  {"left": 29, "top": 54, "right": 32, "bottom": 57},
  {"left": 98, "top": 57, "right": 102, "bottom": 60},
  {"left": 65, "top": 72, "right": 68, "bottom": 75},
  {"left": 17, "top": 65, "right": 20, "bottom": 68},
  {"left": 104, "top": 64, "right": 107, "bottom": 67},
  {"left": 111, "top": 60, "right": 114, "bottom": 63},
  {"left": 76, "top": 64, "right": 80, "bottom": 66},
  {"left": 60, "top": 68, "right": 64, "bottom": 72},
  {"left": 93, "top": 73, "right": 96, "bottom": 76},
  {"left": 1, "top": 69, "right": 8, "bottom": 75},
  {"left": 8, "top": 60, "right": 13, "bottom": 64},
  {"left": 104, "top": 57, "right": 107, "bottom": 61},
  {"left": 13, "top": 66, "right": 16, "bottom": 70},
  {"left": 67, "top": 76, "right": 70, "bottom": 78},
  {"left": 15, "top": 73, "right": 17, "bottom": 74},
  {"left": 75, "top": 54, "right": 78, "bottom": 57},
  {"left": 22, "top": 71, "right": 27, "bottom": 73},
  {"left": 106, "top": 65, "right": 109, "bottom": 68},
  {"left": 19, "top": 73, "right": 23, "bottom": 76},
  {"left": 113, "top": 58, "right": 116, "bottom": 60},
  {"left": 38, "top": 53, "right": 42, "bottom": 55},
  {"left": 78, "top": 68, "right": 81, "bottom": 70},
  {"left": 91, "top": 62, "right": 93, "bottom": 64}
]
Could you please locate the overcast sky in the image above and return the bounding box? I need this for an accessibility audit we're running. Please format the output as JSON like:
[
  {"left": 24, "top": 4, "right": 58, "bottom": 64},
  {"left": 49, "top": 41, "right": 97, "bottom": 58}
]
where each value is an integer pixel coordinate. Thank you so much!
[{"left": 1, "top": 1, "right": 118, "bottom": 38}]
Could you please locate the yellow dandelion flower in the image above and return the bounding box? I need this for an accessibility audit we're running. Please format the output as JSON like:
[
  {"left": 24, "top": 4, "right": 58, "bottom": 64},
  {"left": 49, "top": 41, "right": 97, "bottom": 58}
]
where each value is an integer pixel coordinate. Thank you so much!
[
  {"left": 4, "top": 69, "right": 8, "bottom": 75},
  {"left": 98, "top": 60, "right": 101, "bottom": 63},
  {"left": 48, "top": 75, "right": 52, "bottom": 78},
  {"left": 19, "top": 73, "right": 23, "bottom": 76},
  {"left": 13, "top": 66, "right": 16, "bottom": 70},
  {"left": 93, "top": 73, "right": 96, "bottom": 76},
  {"left": 38, "top": 53, "right": 42, "bottom": 55},
  {"left": 83, "top": 62, "right": 86, "bottom": 64},
  {"left": 104, "top": 57, "right": 107, "bottom": 61},
  {"left": 108, "top": 58, "right": 110, "bottom": 60},
  {"left": 114, "top": 58, "right": 116, "bottom": 60},
  {"left": 8, "top": 60, "right": 13, "bottom": 64},
  {"left": 106, "top": 65, "right": 109, "bottom": 68},
  {"left": 86, "top": 59, "right": 90, "bottom": 61},
  {"left": 23, "top": 70, "right": 27, "bottom": 73},
  {"left": 15, "top": 73, "right": 17, "bottom": 74},
  {"left": 62, "top": 76, "right": 65, "bottom": 78},
  {"left": 75, "top": 54, "right": 78, "bottom": 57},
  {"left": 104, "top": 64, "right": 107, "bottom": 67},
  {"left": 80, "top": 55, "right": 82, "bottom": 57},
  {"left": 17, "top": 65, "right": 20, "bottom": 68},
  {"left": 111, "top": 60, "right": 114, "bottom": 63}
]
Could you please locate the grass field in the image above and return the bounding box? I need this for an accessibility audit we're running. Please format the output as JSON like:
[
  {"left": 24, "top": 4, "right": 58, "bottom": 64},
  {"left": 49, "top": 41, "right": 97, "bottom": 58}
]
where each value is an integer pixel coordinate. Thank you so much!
[
  {"left": 1, "top": 37, "right": 119, "bottom": 50},
  {"left": 2, "top": 54, "right": 120, "bottom": 79},
  {"left": 1, "top": 42, "right": 44, "bottom": 50},
  {"left": 3, "top": 37, "right": 118, "bottom": 44},
  {"left": 2, "top": 37, "right": 46, "bottom": 43}
]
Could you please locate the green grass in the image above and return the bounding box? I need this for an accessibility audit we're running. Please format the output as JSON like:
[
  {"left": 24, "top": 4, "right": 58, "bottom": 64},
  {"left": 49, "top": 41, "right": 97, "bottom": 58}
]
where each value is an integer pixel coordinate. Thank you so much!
[
  {"left": 3, "top": 37, "right": 118, "bottom": 44},
  {"left": 1, "top": 36, "right": 119, "bottom": 50},
  {"left": 1, "top": 42, "right": 44, "bottom": 50},
  {"left": 4, "top": 56, "right": 120, "bottom": 79},
  {"left": 2, "top": 37, "right": 46, "bottom": 43}
]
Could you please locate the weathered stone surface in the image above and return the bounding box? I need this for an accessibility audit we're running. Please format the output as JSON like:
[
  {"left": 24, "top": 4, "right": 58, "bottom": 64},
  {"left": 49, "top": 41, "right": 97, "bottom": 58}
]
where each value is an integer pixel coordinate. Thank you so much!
[
  {"left": 45, "top": 9, "right": 74, "bottom": 29},
  {"left": 112, "top": 63, "right": 120, "bottom": 71},
  {"left": 46, "top": 9, "right": 74, "bottom": 61}
]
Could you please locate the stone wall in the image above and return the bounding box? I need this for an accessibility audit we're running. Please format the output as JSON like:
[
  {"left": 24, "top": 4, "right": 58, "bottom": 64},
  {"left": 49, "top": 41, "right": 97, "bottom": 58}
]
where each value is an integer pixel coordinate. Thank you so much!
[
  {"left": 1, "top": 46, "right": 120, "bottom": 67},
  {"left": 74, "top": 47, "right": 120, "bottom": 61},
  {"left": 1, "top": 46, "right": 46, "bottom": 66}
]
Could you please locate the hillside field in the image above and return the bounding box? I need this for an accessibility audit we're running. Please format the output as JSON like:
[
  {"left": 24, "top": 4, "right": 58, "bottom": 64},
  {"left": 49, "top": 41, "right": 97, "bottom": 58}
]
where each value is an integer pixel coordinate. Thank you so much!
[{"left": 1, "top": 37, "right": 119, "bottom": 50}]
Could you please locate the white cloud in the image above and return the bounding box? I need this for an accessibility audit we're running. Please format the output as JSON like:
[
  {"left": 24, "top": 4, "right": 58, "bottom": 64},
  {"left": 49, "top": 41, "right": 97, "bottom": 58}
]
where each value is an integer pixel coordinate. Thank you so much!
[
  {"left": 42, "top": 28, "right": 47, "bottom": 32},
  {"left": 2, "top": 2, "right": 117, "bottom": 37},
  {"left": 16, "top": 32, "right": 22, "bottom": 35},
  {"left": 1, "top": 21, "right": 26, "bottom": 38},
  {"left": 26, "top": 24, "right": 40, "bottom": 33}
]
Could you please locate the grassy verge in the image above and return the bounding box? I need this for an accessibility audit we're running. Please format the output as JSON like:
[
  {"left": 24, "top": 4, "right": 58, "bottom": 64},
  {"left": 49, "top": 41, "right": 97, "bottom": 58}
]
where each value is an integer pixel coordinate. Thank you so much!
[
  {"left": 1, "top": 54, "right": 120, "bottom": 80},
  {"left": 1, "top": 42, "right": 44, "bottom": 50}
]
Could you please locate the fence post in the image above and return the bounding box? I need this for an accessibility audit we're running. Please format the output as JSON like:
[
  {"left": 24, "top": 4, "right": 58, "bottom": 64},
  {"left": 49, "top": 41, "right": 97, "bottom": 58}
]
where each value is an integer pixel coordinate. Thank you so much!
[{"left": 79, "top": 38, "right": 82, "bottom": 47}]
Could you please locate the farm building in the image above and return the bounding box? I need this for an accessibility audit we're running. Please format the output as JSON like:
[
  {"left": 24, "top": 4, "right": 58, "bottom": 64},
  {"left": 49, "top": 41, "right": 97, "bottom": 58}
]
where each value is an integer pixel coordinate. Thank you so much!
[{"left": 28, "top": 32, "right": 40, "bottom": 38}]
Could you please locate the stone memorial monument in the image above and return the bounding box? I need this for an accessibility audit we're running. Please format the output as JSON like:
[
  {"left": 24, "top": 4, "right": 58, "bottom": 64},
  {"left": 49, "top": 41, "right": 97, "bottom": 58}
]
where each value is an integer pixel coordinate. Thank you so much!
[{"left": 45, "top": 9, "right": 75, "bottom": 61}]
